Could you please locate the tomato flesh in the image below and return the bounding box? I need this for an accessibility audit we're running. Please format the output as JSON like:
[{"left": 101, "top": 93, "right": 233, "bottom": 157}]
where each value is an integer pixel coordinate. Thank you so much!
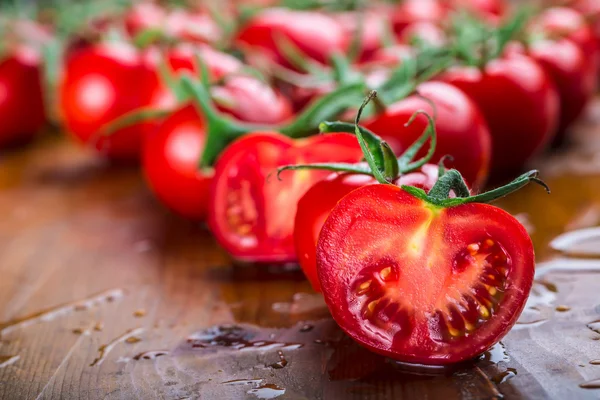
[
  {"left": 317, "top": 185, "right": 534, "bottom": 364},
  {"left": 295, "top": 164, "right": 442, "bottom": 292},
  {"left": 209, "top": 132, "right": 363, "bottom": 263}
]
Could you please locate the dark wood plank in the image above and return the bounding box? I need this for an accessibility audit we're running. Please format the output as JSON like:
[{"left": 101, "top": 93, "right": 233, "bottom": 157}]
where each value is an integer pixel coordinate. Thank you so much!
[{"left": 1, "top": 100, "right": 600, "bottom": 399}]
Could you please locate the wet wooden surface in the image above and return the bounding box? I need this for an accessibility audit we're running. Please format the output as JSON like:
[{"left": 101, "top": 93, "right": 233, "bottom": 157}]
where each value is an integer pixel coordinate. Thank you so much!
[{"left": 2, "top": 103, "right": 600, "bottom": 400}]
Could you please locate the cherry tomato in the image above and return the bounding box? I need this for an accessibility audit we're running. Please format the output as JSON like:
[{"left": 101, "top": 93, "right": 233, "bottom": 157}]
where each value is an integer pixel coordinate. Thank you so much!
[
  {"left": 208, "top": 132, "right": 364, "bottom": 263},
  {"left": 143, "top": 105, "right": 212, "bottom": 220},
  {"left": 124, "top": 2, "right": 166, "bottom": 38},
  {"left": 295, "top": 164, "right": 440, "bottom": 292},
  {"left": 392, "top": 0, "right": 446, "bottom": 36},
  {"left": 442, "top": 54, "right": 559, "bottom": 178},
  {"left": 526, "top": 39, "right": 597, "bottom": 139},
  {"left": 571, "top": 0, "right": 600, "bottom": 52},
  {"left": 235, "top": 8, "right": 349, "bottom": 70},
  {"left": 316, "top": 184, "right": 534, "bottom": 364},
  {"left": 211, "top": 76, "right": 293, "bottom": 124},
  {"left": 60, "top": 41, "right": 158, "bottom": 160},
  {"left": 0, "top": 46, "right": 46, "bottom": 148},
  {"left": 364, "top": 81, "right": 491, "bottom": 188}
]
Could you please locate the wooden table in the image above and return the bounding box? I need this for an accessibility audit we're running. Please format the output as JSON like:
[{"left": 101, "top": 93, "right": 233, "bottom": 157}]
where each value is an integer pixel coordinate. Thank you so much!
[{"left": 2, "top": 102, "right": 600, "bottom": 400}]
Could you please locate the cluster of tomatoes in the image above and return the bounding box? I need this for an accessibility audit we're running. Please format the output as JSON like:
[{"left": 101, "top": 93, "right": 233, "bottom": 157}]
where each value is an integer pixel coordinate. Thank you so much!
[{"left": 2, "top": 0, "right": 599, "bottom": 364}]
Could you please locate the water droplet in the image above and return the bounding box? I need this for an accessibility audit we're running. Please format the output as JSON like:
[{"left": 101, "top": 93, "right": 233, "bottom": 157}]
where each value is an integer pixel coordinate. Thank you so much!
[
  {"left": 269, "top": 351, "right": 288, "bottom": 369},
  {"left": 556, "top": 305, "right": 571, "bottom": 312},
  {"left": 247, "top": 384, "right": 286, "bottom": 399},
  {"left": 222, "top": 378, "right": 263, "bottom": 386},
  {"left": 187, "top": 325, "right": 302, "bottom": 352},
  {"left": 90, "top": 327, "right": 144, "bottom": 366},
  {"left": 580, "top": 378, "right": 600, "bottom": 389},
  {"left": 492, "top": 368, "right": 517, "bottom": 384},
  {"left": 0, "top": 355, "right": 19, "bottom": 368},
  {"left": 133, "top": 350, "right": 169, "bottom": 360},
  {"left": 479, "top": 342, "right": 509, "bottom": 365}
]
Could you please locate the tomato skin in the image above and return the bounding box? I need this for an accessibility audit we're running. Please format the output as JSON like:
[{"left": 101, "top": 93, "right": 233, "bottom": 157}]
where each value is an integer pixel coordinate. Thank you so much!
[
  {"left": 442, "top": 54, "right": 559, "bottom": 177},
  {"left": 235, "top": 8, "right": 349, "bottom": 70},
  {"left": 208, "top": 132, "right": 363, "bottom": 263},
  {"left": 295, "top": 164, "right": 440, "bottom": 292},
  {"left": 364, "top": 81, "right": 491, "bottom": 189},
  {"left": 316, "top": 184, "right": 534, "bottom": 365},
  {"left": 0, "top": 47, "right": 46, "bottom": 148},
  {"left": 143, "top": 104, "right": 212, "bottom": 220},
  {"left": 60, "top": 42, "right": 158, "bottom": 160},
  {"left": 526, "top": 39, "right": 597, "bottom": 139}
]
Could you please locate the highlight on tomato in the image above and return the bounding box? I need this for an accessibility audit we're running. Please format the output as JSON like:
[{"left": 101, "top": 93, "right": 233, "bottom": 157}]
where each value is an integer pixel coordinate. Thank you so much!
[{"left": 313, "top": 91, "right": 550, "bottom": 364}]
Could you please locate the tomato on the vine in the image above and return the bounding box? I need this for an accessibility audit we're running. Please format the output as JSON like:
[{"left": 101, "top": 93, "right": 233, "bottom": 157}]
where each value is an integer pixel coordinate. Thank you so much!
[
  {"left": 60, "top": 41, "right": 158, "bottom": 160},
  {"left": 364, "top": 81, "right": 491, "bottom": 188},
  {"left": 208, "top": 132, "right": 363, "bottom": 263},
  {"left": 235, "top": 8, "right": 349, "bottom": 70},
  {"left": 442, "top": 53, "right": 559, "bottom": 177},
  {"left": 316, "top": 180, "right": 535, "bottom": 364},
  {"left": 295, "top": 164, "right": 441, "bottom": 292}
]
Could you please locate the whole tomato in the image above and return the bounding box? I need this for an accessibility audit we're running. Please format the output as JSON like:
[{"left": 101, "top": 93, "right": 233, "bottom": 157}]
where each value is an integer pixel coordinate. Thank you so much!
[
  {"left": 442, "top": 54, "right": 559, "bottom": 178},
  {"left": 295, "top": 164, "right": 441, "bottom": 292},
  {"left": 364, "top": 81, "right": 491, "bottom": 189},
  {"left": 235, "top": 8, "right": 349, "bottom": 71},
  {"left": 0, "top": 47, "right": 46, "bottom": 148},
  {"left": 60, "top": 41, "right": 158, "bottom": 160},
  {"left": 525, "top": 39, "right": 597, "bottom": 139},
  {"left": 208, "top": 132, "right": 364, "bottom": 263}
]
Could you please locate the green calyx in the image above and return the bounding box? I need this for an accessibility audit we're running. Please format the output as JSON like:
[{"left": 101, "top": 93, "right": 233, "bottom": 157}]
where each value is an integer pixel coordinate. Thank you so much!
[
  {"left": 402, "top": 169, "right": 550, "bottom": 208},
  {"left": 276, "top": 89, "right": 437, "bottom": 183}
]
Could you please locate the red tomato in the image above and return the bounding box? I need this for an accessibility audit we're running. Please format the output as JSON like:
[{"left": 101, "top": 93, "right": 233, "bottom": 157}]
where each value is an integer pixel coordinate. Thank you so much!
[
  {"left": 0, "top": 46, "right": 46, "bottom": 148},
  {"left": 526, "top": 39, "right": 597, "bottom": 138},
  {"left": 446, "top": 0, "right": 506, "bottom": 22},
  {"left": 364, "top": 81, "right": 491, "bottom": 188},
  {"left": 211, "top": 76, "right": 293, "bottom": 124},
  {"left": 530, "top": 7, "right": 599, "bottom": 66},
  {"left": 143, "top": 105, "right": 212, "bottom": 220},
  {"left": 60, "top": 41, "right": 158, "bottom": 160},
  {"left": 571, "top": 0, "right": 600, "bottom": 50},
  {"left": 124, "top": 2, "right": 166, "bottom": 38},
  {"left": 442, "top": 54, "right": 559, "bottom": 177},
  {"left": 335, "top": 10, "right": 392, "bottom": 62},
  {"left": 392, "top": 0, "right": 446, "bottom": 36},
  {"left": 317, "top": 184, "right": 534, "bottom": 364},
  {"left": 208, "top": 132, "right": 364, "bottom": 263},
  {"left": 235, "top": 8, "right": 349, "bottom": 70},
  {"left": 295, "top": 164, "right": 440, "bottom": 292}
]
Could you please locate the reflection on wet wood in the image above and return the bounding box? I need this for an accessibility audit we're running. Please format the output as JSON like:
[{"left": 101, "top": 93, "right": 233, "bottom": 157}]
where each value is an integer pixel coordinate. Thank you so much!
[{"left": 2, "top": 101, "right": 600, "bottom": 399}]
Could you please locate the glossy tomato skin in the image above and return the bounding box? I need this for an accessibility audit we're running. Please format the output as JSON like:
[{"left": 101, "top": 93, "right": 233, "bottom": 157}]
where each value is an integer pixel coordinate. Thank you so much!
[
  {"left": 235, "top": 8, "right": 349, "bottom": 70},
  {"left": 295, "top": 164, "right": 440, "bottom": 292},
  {"left": 60, "top": 41, "right": 158, "bottom": 160},
  {"left": 526, "top": 39, "right": 597, "bottom": 139},
  {"left": 442, "top": 54, "right": 559, "bottom": 177},
  {"left": 317, "top": 185, "right": 534, "bottom": 364},
  {"left": 365, "top": 81, "right": 491, "bottom": 189},
  {"left": 143, "top": 104, "right": 212, "bottom": 220},
  {"left": 0, "top": 47, "right": 46, "bottom": 148},
  {"left": 208, "top": 132, "right": 363, "bottom": 263}
]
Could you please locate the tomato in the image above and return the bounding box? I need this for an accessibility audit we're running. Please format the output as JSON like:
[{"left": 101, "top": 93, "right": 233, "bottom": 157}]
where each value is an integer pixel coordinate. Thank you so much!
[
  {"left": 364, "top": 81, "right": 491, "bottom": 188},
  {"left": 316, "top": 184, "right": 534, "bottom": 364},
  {"left": 0, "top": 46, "right": 46, "bottom": 148},
  {"left": 525, "top": 39, "right": 597, "bottom": 139},
  {"left": 211, "top": 76, "right": 293, "bottom": 124},
  {"left": 446, "top": 0, "right": 506, "bottom": 22},
  {"left": 124, "top": 2, "right": 166, "bottom": 38},
  {"left": 143, "top": 105, "right": 212, "bottom": 220},
  {"left": 571, "top": 0, "right": 600, "bottom": 51},
  {"left": 235, "top": 8, "right": 349, "bottom": 70},
  {"left": 530, "top": 7, "right": 599, "bottom": 66},
  {"left": 208, "top": 132, "right": 363, "bottom": 263},
  {"left": 442, "top": 54, "right": 559, "bottom": 178},
  {"left": 295, "top": 164, "right": 440, "bottom": 292},
  {"left": 335, "top": 10, "right": 391, "bottom": 62},
  {"left": 392, "top": 0, "right": 446, "bottom": 36},
  {"left": 60, "top": 41, "right": 158, "bottom": 160}
]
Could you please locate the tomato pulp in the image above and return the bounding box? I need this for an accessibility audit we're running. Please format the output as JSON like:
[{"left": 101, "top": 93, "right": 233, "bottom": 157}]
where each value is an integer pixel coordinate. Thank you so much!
[
  {"left": 442, "top": 54, "right": 559, "bottom": 177},
  {"left": 365, "top": 81, "right": 491, "bottom": 188},
  {"left": 317, "top": 185, "right": 534, "bottom": 364},
  {"left": 295, "top": 164, "right": 441, "bottom": 292},
  {"left": 208, "top": 132, "right": 363, "bottom": 263}
]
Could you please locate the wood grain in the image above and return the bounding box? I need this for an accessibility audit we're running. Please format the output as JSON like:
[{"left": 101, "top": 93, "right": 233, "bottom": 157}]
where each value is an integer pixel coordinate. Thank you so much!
[{"left": 1, "top": 100, "right": 600, "bottom": 399}]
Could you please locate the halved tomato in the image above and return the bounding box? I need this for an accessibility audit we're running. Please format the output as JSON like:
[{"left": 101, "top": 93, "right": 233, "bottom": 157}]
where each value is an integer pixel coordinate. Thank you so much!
[
  {"left": 316, "top": 184, "right": 534, "bottom": 364},
  {"left": 208, "top": 132, "right": 363, "bottom": 263}
]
